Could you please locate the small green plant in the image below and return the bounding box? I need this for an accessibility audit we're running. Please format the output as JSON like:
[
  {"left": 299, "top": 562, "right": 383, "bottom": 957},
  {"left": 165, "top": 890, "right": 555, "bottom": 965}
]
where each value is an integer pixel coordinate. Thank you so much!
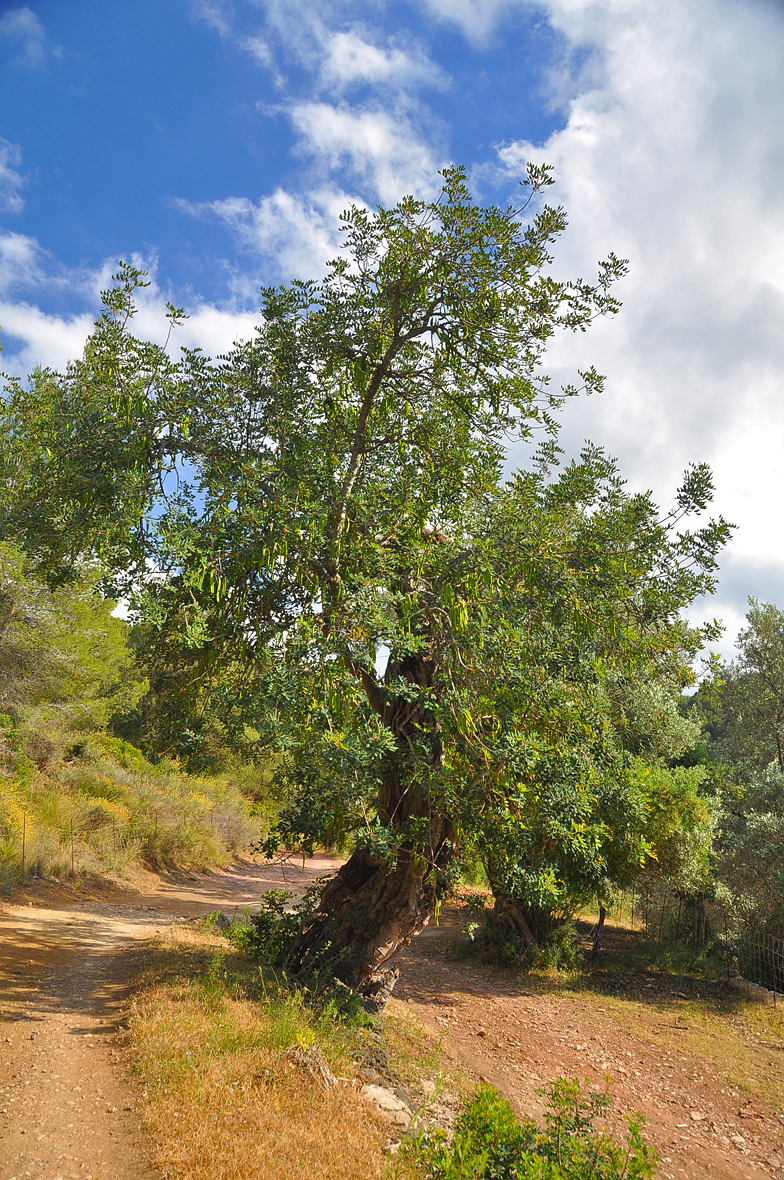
[
  {"left": 223, "top": 886, "right": 324, "bottom": 967},
  {"left": 404, "top": 1078, "right": 658, "bottom": 1179},
  {"left": 222, "top": 888, "right": 300, "bottom": 962},
  {"left": 536, "top": 924, "right": 583, "bottom": 973},
  {"left": 221, "top": 887, "right": 376, "bottom": 1025}
]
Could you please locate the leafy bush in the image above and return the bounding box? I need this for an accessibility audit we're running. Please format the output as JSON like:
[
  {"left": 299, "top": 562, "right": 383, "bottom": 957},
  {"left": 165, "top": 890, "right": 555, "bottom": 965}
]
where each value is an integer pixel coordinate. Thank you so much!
[
  {"left": 224, "top": 889, "right": 303, "bottom": 963},
  {"left": 0, "top": 711, "right": 260, "bottom": 886},
  {"left": 223, "top": 885, "right": 330, "bottom": 966},
  {"left": 536, "top": 924, "right": 584, "bottom": 972},
  {"left": 406, "top": 1079, "right": 657, "bottom": 1179},
  {"left": 220, "top": 887, "right": 378, "bottom": 1024},
  {"left": 459, "top": 895, "right": 582, "bottom": 973}
]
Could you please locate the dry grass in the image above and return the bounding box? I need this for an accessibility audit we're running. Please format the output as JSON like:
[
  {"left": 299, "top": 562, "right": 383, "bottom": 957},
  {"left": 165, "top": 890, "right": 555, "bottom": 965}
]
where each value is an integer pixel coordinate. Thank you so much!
[
  {"left": 127, "top": 923, "right": 401, "bottom": 1180},
  {"left": 1, "top": 730, "right": 261, "bottom": 889},
  {"left": 384, "top": 998, "right": 473, "bottom": 1107},
  {"left": 587, "top": 990, "right": 784, "bottom": 1110}
]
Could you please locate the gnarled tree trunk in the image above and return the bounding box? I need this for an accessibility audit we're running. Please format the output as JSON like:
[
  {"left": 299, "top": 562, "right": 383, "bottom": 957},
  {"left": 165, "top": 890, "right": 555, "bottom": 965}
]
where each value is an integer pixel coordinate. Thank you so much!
[
  {"left": 282, "top": 652, "right": 454, "bottom": 1009},
  {"left": 483, "top": 858, "right": 539, "bottom": 950},
  {"left": 490, "top": 891, "right": 539, "bottom": 950},
  {"left": 281, "top": 845, "right": 435, "bottom": 1009}
]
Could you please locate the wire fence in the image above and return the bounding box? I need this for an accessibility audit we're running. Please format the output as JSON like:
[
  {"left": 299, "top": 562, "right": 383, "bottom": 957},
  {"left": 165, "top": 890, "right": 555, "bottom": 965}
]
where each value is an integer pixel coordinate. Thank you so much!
[
  {"left": 611, "top": 879, "right": 783, "bottom": 1006},
  {"left": 734, "top": 928, "right": 784, "bottom": 1003}
]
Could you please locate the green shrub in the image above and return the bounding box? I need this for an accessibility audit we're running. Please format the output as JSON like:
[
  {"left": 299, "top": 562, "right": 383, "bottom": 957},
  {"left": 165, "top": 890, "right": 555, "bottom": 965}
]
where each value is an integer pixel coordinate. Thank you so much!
[
  {"left": 536, "top": 924, "right": 583, "bottom": 972},
  {"left": 406, "top": 1079, "right": 657, "bottom": 1179},
  {"left": 220, "top": 887, "right": 376, "bottom": 1024},
  {"left": 223, "top": 886, "right": 326, "bottom": 966},
  {"left": 459, "top": 896, "right": 582, "bottom": 973},
  {"left": 224, "top": 889, "right": 302, "bottom": 962}
]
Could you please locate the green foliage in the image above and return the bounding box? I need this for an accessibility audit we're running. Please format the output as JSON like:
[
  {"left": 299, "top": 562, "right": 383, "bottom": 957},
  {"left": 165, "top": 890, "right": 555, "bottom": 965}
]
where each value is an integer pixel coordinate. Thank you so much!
[
  {"left": 633, "top": 762, "right": 717, "bottom": 894},
  {"left": 0, "top": 718, "right": 258, "bottom": 887},
  {"left": 716, "top": 763, "right": 784, "bottom": 931},
  {"left": 697, "top": 600, "right": 784, "bottom": 776},
  {"left": 113, "top": 618, "right": 274, "bottom": 772},
  {"left": 221, "top": 888, "right": 375, "bottom": 1022},
  {"left": 405, "top": 1079, "right": 657, "bottom": 1179},
  {"left": 458, "top": 892, "right": 582, "bottom": 971},
  {"left": 223, "top": 888, "right": 311, "bottom": 964},
  {"left": 0, "top": 540, "right": 262, "bottom": 888},
  {"left": 606, "top": 677, "right": 700, "bottom": 763},
  {"left": 684, "top": 600, "right": 784, "bottom": 932},
  {"left": 1, "top": 168, "right": 730, "bottom": 948},
  {"left": 0, "top": 541, "right": 146, "bottom": 729}
]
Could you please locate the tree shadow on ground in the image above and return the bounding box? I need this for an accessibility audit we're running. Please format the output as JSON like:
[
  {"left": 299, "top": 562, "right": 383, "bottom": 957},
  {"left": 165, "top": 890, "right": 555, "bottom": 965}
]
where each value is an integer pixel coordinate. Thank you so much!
[{"left": 409, "top": 902, "right": 765, "bottom": 1020}]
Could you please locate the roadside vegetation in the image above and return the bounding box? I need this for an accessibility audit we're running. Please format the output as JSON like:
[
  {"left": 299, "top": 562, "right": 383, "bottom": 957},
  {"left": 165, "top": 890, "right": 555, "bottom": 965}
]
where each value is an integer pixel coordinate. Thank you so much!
[
  {"left": 128, "top": 920, "right": 391, "bottom": 1180},
  {"left": 0, "top": 540, "right": 265, "bottom": 888},
  {"left": 128, "top": 914, "right": 671, "bottom": 1180}
]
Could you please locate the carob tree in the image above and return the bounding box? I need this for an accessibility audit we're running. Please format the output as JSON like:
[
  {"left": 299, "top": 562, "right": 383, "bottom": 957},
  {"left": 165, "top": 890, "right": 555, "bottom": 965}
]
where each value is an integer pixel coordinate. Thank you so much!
[{"left": 1, "top": 167, "right": 727, "bottom": 1005}]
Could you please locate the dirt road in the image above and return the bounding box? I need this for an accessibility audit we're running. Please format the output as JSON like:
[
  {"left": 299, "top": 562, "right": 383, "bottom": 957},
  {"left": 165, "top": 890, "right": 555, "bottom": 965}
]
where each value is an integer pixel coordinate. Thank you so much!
[
  {"left": 1, "top": 860, "right": 782, "bottom": 1180},
  {"left": 0, "top": 857, "right": 340, "bottom": 1180},
  {"left": 396, "top": 922, "right": 784, "bottom": 1180}
]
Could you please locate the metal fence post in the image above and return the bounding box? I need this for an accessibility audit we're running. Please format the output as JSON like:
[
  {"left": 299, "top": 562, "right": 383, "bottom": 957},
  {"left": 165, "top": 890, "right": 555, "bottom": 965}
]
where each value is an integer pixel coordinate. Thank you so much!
[
  {"left": 21, "top": 811, "right": 26, "bottom": 874},
  {"left": 772, "top": 934, "right": 777, "bottom": 1010}
]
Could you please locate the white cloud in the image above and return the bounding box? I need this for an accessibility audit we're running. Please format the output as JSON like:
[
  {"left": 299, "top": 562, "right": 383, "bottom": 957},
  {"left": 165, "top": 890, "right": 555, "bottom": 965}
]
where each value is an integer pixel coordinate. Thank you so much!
[
  {"left": 196, "top": 5, "right": 448, "bottom": 211},
  {"left": 240, "top": 5, "right": 448, "bottom": 94},
  {"left": 481, "top": 0, "right": 784, "bottom": 638},
  {"left": 131, "top": 296, "right": 261, "bottom": 359},
  {"left": 243, "top": 33, "right": 273, "bottom": 66},
  {"left": 0, "top": 252, "right": 262, "bottom": 381},
  {"left": 417, "top": 0, "right": 526, "bottom": 45},
  {"left": 0, "top": 231, "right": 46, "bottom": 293},
  {"left": 290, "top": 102, "right": 442, "bottom": 203},
  {"left": 0, "top": 6, "right": 46, "bottom": 66},
  {"left": 190, "top": 0, "right": 234, "bottom": 40},
  {"left": 0, "top": 141, "right": 27, "bottom": 214},
  {"left": 180, "top": 186, "right": 355, "bottom": 279},
  {"left": 320, "top": 30, "right": 447, "bottom": 92},
  {"left": 0, "top": 291, "right": 262, "bottom": 387},
  {"left": 0, "top": 301, "right": 94, "bottom": 375},
  {"left": 244, "top": 0, "right": 331, "bottom": 68}
]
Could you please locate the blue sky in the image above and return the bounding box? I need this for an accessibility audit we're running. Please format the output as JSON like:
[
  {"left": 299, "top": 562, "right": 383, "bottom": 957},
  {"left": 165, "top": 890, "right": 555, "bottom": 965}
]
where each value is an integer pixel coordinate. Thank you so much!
[
  {"left": 3, "top": 0, "right": 784, "bottom": 658},
  {"left": 0, "top": 1, "right": 566, "bottom": 305}
]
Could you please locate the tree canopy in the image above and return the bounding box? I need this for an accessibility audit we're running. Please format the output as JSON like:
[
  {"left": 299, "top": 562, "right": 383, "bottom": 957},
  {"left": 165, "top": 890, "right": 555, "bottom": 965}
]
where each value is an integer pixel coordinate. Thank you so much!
[{"left": 1, "top": 167, "right": 731, "bottom": 1001}]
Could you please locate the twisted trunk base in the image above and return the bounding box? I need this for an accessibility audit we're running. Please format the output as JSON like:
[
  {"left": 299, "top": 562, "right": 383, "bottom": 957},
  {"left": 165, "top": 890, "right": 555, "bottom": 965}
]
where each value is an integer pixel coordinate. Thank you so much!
[
  {"left": 491, "top": 892, "right": 539, "bottom": 950},
  {"left": 280, "top": 846, "right": 434, "bottom": 1010}
]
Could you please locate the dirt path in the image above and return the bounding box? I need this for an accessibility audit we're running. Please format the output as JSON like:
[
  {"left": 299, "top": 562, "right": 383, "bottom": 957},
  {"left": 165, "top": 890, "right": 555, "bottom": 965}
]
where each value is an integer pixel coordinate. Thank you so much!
[
  {"left": 0, "top": 856, "right": 341, "bottom": 1180},
  {"left": 2, "top": 860, "right": 782, "bottom": 1180},
  {"left": 394, "top": 913, "right": 784, "bottom": 1180}
]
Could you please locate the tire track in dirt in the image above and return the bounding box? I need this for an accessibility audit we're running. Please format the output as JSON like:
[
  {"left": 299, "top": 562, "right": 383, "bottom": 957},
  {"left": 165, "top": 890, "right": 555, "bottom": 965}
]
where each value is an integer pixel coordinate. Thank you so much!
[
  {"left": 2, "top": 860, "right": 782, "bottom": 1180},
  {"left": 0, "top": 856, "right": 340, "bottom": 1180}
]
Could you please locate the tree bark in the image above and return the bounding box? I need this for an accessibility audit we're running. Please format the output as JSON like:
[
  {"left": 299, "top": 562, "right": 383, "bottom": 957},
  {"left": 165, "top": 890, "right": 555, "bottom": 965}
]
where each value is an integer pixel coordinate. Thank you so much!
[
  {"left": 483, "top": 857, "right": 540, "bottom": 950},
  {"left": 589, "top": 903, "right": 607, "bottom": 962},
  {"left": 282, "top": 649, "right": 455, "bottom": 1009},
  {"left": 281, "top": 845, "right": 436, "bottom": 1009},
  {"left": 489, "top": 891, "right": 539, "bottom": 950}
]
